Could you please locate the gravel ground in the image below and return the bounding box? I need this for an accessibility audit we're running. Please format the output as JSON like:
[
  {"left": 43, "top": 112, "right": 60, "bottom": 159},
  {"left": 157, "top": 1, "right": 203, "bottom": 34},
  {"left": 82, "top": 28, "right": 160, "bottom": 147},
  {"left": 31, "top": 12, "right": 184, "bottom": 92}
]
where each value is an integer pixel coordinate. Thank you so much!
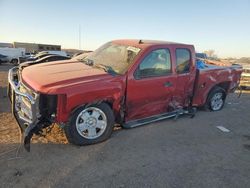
[{"left": 0, "top": 63, "right": 250, "bottom": 188}]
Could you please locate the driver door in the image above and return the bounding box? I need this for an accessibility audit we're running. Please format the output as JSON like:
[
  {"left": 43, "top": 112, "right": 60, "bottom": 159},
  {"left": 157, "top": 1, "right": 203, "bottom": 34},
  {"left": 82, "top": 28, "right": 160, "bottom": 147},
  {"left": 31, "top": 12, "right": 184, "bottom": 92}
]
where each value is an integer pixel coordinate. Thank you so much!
[{"left": 125, "top": 48, "right": 176, "bottom": 121}]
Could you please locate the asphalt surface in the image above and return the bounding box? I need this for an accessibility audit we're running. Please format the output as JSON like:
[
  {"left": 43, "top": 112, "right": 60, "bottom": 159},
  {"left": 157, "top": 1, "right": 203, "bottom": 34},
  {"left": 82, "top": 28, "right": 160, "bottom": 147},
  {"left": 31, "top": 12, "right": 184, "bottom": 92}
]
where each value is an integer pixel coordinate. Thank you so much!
[{"left": 0, "top": 63, "right": 250, "bottom": 188}]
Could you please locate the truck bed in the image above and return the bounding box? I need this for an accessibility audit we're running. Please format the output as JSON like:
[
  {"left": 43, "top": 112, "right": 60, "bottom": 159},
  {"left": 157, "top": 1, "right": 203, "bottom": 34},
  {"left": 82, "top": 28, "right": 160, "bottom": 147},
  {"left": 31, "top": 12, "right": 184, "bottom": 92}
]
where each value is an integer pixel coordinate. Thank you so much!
[{"left": 192, "top": 64, "right": 242, "bottom": 106}]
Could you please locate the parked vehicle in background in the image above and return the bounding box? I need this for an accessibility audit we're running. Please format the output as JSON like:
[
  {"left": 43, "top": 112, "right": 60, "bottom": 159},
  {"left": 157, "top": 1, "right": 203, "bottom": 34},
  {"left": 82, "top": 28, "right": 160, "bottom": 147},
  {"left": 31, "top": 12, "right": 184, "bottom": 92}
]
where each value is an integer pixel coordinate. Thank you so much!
[
  {"left": 24, "top": 52, "right": 52, "bottom": 62},
  {"left": 24, "top": 51, "right": 68, "bottom": 62},
  {"left": 240, "top": 64, "right": 250, "bottom": 89},
  {"left": 8, "top": 39, "right": 242, "bottom": 151},
  {"left": 24, "top": 52, "right": 35, "bottom": 58},
  {"left": 196, "top": 53, "right": 208, "bottom": 59},
  {"left": 72, "top": 51, "right": 93, "bottom": 58},
  {"left": 72, "top": 51, "right": 84, "bottom": 57},
  {"left": 19, "top": 54, "right": 70, "bottom": 68},
  {"left": 19, "top": 52, "right": 36, "bottom": 63},
  {"left": 41, "top": 50, "right": 68, "bottom": 57},
  {"left": 0, "top": 54, "right": 9, "bottom": 64},
  {"left": 0, "top": 47, "right": 25, "bottom": 65},
  {"left": 71, "top": 51, "right": 92, "bottom": 60}
]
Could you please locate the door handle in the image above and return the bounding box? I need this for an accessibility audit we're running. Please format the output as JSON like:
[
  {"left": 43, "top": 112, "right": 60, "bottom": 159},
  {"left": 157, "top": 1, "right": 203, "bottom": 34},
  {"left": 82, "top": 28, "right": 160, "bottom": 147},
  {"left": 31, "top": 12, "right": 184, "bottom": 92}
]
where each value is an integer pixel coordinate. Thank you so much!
[{"left": 164, "top": 81, "right": 172, "bottom": 87}]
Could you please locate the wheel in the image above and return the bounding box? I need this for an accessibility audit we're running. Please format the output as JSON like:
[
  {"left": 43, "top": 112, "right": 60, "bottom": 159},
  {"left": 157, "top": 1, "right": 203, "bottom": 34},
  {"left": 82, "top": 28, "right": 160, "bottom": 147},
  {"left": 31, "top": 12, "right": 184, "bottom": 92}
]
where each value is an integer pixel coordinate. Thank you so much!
[
  {"left": 64, "top": 103, "right": 115, "bottom": 145},
  {"left": 206, "top": 86, "right": 226, "bottom": 111},
  {"left": 11, "top": 59, "right": 18, "bottom": 65}
]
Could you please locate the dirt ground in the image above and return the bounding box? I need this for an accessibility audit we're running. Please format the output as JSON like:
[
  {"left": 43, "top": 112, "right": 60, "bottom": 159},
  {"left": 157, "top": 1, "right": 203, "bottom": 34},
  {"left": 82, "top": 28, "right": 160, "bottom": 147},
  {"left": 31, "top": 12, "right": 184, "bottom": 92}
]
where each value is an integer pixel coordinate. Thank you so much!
[{"left": 0, "top": 63, "right": 250, "bottom": 188}]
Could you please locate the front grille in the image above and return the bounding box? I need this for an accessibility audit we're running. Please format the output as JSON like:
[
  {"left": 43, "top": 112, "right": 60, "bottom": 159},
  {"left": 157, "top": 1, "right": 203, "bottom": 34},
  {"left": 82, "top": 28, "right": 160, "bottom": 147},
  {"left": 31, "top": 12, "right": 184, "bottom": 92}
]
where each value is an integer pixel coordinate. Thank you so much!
[
  {"left": 15, "top": 83, "right": 39, "bottom": 123},
  {"left": 9, "top": 66, "right": 40, "bottom": 125},
  {"left": 19, "top": 84, "right": 36, "bottom": 99}
]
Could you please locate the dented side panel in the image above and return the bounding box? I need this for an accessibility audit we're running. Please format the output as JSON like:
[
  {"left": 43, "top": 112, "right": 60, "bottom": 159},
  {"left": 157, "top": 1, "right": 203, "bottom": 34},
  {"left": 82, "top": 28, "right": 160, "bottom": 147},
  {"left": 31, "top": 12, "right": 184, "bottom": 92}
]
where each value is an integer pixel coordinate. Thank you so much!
[
  {"left": 56, "top": 75, "right": 126, "bottom": 123},
  {"left": 192, "top": 67, "right": 242, "bottom": 106},
  {"left": 125, "top": 44, "right": 196, "bottom": 122}
]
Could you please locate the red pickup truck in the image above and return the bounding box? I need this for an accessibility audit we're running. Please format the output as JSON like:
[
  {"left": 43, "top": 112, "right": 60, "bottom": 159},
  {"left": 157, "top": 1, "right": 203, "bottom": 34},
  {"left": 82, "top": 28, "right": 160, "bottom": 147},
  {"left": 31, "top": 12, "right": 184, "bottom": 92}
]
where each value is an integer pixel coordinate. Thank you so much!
[{"left": 8, "top": 40, "right": 242, "bottom": 151}]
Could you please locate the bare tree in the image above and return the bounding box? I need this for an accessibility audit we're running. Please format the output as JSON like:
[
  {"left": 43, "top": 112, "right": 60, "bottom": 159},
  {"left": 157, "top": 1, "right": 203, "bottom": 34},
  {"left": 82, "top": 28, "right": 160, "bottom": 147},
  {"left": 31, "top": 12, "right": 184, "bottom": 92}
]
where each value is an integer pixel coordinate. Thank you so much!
[{"left": 204, "top": 50, "right": 217, "bottom": 58}]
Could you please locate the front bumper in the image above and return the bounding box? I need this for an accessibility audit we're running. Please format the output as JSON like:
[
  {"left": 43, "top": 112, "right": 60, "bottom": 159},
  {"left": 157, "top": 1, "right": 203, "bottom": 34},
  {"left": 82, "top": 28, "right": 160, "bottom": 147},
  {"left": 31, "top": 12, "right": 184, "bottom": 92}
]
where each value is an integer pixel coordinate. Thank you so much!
[{"left": 8, "top": 67, "right": 41, "bottom": 151}]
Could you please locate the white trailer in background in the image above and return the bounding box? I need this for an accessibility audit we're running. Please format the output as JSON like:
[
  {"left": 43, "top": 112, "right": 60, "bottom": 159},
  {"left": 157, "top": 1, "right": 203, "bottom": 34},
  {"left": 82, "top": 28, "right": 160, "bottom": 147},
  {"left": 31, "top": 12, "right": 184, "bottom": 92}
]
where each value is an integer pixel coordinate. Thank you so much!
[{"left": 0, "top": 47, "right": 25, "bottom": 65}]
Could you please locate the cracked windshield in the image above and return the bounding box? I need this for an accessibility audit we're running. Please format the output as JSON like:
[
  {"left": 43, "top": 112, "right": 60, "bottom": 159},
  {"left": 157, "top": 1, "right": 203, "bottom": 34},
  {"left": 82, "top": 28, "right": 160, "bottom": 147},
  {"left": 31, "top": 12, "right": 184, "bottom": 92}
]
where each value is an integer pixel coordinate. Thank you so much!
[{"left": 85, "top": 42, "right": 141, "bottom": 74}]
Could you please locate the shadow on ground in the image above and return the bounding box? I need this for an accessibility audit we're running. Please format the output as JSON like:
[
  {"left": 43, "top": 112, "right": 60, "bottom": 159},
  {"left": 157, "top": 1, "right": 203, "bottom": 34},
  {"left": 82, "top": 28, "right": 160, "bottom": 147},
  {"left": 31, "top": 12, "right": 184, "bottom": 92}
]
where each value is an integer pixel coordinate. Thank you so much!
[{"left": 0, "top": 86, "right": 10, "bottom": 113}]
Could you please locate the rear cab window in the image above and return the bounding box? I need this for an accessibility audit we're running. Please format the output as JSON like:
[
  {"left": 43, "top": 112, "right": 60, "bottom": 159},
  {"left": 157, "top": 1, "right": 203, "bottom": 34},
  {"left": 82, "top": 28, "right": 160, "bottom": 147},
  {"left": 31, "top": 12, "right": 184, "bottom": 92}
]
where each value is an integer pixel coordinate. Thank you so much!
[{"left": 176, "top": 49, "right": 191, "bottom": 74}]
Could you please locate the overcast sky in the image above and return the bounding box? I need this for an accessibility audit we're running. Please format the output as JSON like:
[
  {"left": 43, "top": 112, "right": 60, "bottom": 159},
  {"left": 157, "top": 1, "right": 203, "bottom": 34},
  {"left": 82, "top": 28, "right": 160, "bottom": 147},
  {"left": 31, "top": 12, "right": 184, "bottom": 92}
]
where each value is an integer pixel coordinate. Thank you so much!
[{"left": 0, "top": 0, "right": 250, "bottom": 58}]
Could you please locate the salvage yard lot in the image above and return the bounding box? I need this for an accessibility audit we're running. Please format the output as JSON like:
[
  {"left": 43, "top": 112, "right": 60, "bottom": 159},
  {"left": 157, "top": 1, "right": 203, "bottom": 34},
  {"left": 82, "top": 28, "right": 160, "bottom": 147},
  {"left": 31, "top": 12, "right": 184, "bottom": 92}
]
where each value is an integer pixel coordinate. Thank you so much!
[{"left": 0, "top": 64, "right": 250, "bottom": 188}]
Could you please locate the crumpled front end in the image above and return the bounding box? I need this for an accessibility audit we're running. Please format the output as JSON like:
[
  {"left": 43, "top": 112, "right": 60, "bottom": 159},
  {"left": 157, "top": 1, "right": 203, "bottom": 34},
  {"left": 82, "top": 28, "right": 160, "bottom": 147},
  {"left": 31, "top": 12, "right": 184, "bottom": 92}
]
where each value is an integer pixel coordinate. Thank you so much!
[{"left": 8, "top": 67, "right": 57, "bottom": 151}]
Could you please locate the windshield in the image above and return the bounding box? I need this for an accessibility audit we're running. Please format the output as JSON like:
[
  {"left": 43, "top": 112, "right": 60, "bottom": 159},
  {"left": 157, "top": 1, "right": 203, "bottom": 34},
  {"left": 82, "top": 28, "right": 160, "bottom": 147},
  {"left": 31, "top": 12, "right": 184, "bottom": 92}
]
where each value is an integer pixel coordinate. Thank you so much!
[{"left": 83, "top": 42, "right": 141, "bottom": 75}]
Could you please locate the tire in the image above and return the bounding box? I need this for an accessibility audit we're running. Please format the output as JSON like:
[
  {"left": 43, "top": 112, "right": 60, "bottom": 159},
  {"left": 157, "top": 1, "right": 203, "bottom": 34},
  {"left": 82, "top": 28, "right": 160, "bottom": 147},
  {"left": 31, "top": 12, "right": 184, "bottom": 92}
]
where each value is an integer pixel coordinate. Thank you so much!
[
  {"left": 64, "top": 103, "right": 115, "bottom": 146},
  {"left": 11, "top": 59, "right": 18, "bottom": 65},
  {"left": 205, "top": 86, "right": 226, "bottom": 111}
]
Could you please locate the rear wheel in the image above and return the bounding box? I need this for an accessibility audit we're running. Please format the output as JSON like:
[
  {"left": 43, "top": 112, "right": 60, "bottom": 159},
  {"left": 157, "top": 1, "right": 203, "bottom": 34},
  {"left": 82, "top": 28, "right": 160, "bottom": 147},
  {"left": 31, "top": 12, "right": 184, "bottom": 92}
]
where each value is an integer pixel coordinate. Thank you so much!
[
  {"left": 64, "top": 103, "right": 115, "bottom": 145},
  {"left": 206, "top": 86, "right": 226, "bottom": 111}
]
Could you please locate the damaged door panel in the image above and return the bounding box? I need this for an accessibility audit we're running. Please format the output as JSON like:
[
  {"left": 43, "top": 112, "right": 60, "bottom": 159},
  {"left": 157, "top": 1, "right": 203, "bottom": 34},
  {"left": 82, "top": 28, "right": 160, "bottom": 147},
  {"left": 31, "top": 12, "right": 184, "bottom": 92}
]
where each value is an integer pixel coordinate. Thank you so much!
[{"left": 126, "top": 48, "right": 176, "bottom": 121}]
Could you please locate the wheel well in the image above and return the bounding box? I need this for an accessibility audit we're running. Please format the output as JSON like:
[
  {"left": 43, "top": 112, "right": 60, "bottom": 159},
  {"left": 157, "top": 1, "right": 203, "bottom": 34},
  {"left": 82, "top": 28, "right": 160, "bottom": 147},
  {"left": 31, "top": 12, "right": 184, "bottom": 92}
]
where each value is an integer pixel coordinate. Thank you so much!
[
  {"left": 96, "top": 100, "right": 124, "bottom": 124},
  {"left": 207, "top": 84, "right": 228, "bottom": 102},
  {"left": 216, "top": 82, "right": 230, "bottom": 93},
  {"left": 71, "top": 100, "right": 114, "bottom": 116},
  {"left": 103, "top": 100, "right": 113, "bottom": 109},
  {"left": 204, "top": 84, "right": 228, "bottom": 110},
  {"left": 101, "top": 100, "right": 122, "bottom": 122},
  {"left": 70, "top": 100, "right": 120, "bottom": 124}
]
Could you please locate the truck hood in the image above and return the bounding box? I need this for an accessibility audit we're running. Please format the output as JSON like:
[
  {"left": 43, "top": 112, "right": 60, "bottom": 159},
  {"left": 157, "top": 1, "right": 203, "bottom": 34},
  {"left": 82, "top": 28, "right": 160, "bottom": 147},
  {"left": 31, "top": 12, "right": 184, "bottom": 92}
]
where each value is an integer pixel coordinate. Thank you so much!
[{"left": 21, "top": 60, "right": 112, "bottom": 94}]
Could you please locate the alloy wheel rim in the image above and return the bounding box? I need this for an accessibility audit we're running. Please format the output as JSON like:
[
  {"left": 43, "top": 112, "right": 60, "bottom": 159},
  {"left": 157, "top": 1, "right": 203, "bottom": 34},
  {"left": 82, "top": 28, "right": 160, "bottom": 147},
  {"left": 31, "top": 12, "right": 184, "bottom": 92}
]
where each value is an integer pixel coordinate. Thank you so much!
[
  {"left": 211, "top": 93, "right": 223, "bottom": 111},
  {"left": 76, "top": 107, "right": 107, "bottom": 139}
]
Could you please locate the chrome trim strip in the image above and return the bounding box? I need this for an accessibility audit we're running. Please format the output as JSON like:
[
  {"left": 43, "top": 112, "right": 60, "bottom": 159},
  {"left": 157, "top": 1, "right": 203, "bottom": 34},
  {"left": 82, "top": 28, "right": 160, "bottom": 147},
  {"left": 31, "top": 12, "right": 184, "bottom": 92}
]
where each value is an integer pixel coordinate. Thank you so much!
[
  {"left": 128, "top": 114, "right": 177, "bottom": 128},
  {"left": 123, "top": 110, "right": 184, "bottom": 129},
  {"left": 8, "top": 67, "right": 35, "bottom": 104}
]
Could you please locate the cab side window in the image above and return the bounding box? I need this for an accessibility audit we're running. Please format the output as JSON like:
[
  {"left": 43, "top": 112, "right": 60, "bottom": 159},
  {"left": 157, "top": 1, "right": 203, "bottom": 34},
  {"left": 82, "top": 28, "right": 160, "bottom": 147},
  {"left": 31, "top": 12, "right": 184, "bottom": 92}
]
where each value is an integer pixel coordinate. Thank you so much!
[
  {"left": 176, "top": 49, "right": 191, "bottom": 74},
  {"left": 136, "top": 49, "right": 171, "bottom": 78}
]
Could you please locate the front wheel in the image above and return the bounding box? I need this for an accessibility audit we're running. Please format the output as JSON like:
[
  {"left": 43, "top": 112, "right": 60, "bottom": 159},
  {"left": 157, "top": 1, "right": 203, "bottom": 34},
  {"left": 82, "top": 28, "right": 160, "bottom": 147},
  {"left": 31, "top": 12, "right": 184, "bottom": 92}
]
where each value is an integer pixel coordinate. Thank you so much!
[
  {"left": 64, "top": 103, "right": 115, "bottom": 146},
  {"left": 206, "top": 86, "right": 226, "bottom": 111}
]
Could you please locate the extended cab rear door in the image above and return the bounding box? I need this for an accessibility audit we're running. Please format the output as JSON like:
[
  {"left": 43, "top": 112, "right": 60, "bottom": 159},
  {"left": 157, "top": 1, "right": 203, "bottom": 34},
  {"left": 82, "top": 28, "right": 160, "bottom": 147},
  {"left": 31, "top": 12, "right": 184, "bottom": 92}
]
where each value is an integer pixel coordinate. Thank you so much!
[
  {"left": 125, "top": 47, "right": 176, "bottom": 121},
  {"left": 174, "top": 47, "right": 196, "bottom": 107}
]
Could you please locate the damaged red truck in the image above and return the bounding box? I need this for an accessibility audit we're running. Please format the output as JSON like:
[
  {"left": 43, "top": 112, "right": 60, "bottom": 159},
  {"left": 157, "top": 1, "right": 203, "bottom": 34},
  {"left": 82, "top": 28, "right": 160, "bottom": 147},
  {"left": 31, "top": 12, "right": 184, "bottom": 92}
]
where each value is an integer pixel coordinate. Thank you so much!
[{"left": 8, "top": 40, "right": 242, "bottom": 151}]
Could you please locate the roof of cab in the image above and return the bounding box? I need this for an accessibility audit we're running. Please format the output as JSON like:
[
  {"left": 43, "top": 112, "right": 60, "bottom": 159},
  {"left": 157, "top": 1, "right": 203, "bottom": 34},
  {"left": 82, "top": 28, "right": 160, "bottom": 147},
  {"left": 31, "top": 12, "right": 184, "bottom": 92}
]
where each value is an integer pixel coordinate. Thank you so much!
[{"left": 112, "top": 39, "right": 194, "bottom": 49}]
